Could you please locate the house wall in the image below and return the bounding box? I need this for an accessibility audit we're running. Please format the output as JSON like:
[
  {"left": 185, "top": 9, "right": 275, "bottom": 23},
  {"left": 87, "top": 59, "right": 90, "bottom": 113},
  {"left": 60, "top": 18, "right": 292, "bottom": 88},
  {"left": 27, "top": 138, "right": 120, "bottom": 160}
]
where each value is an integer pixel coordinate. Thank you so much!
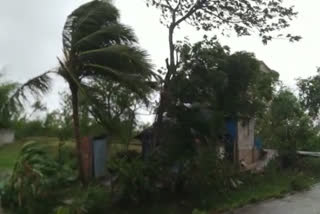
[
  {"left": 237, "top": 119, "right": 255, "bottom": 164},
  {"left": 0, "top": 129, "right": 15, "bottom": 146}
]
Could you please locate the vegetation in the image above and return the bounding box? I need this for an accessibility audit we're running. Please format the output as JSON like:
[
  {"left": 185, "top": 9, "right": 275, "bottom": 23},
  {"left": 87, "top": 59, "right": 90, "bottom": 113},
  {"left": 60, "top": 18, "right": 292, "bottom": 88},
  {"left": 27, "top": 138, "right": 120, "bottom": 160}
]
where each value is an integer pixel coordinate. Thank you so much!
[
  {"left": 2, "top": 138, "right": 320, "bottom": 214},
  {"left": 3, "top": 0, "right": 320, "bottom": 214},
  {"left": 0, "top": 77, "right": 19, "bottom": 129},
  {"left": 1, "top": 0, "right": 157, "bottom": 183},
  {"left": 146, "top": 0, "right": 301, "bottom": 145}
]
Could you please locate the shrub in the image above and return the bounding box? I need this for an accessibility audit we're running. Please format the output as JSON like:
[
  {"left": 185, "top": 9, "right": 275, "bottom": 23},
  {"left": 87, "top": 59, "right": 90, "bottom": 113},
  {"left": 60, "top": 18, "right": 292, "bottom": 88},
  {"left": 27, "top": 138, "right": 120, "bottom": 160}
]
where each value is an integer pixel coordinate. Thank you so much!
[
  {"left": 0, "top": 141, "right": 76, "bottom": 214},
  {"left": 192, "top": 209, "right": 208, "bottom": 214},
  {"left": 54, "top": 186, "right": 110, "bottom": 214},
  {"left": 108, "top": 156, "right": 158, "bottom": 202},
  {"left": 186, "top": 148, "right": 236, "bottom": 193}
]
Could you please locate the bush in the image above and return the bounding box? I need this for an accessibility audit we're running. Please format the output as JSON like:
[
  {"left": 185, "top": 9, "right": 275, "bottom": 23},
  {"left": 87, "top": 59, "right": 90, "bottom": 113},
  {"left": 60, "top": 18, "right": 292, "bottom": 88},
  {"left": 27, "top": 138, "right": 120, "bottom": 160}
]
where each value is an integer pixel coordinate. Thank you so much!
[
  {"left": 0, "top": 141, "right": 76, "bottom": 214},
  {"left": 192, "top": 209, "right": 208, "bottom": 214},
  {"left": 108, "top": 155, "right": 158, "bottom": 202},
  {"left": 54, "top": 186, "right": 110, "bottom": 214},
  {"left": 186, "top": 148, "right": 236, "bottom": 193}
]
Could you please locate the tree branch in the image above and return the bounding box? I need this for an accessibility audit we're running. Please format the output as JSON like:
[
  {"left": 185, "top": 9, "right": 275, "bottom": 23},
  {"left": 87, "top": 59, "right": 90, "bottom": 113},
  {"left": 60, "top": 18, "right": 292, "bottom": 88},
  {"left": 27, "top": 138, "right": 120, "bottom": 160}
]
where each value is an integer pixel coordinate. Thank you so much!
[{"left": 175, "top": 0, "right": 201, "bottom": 27}]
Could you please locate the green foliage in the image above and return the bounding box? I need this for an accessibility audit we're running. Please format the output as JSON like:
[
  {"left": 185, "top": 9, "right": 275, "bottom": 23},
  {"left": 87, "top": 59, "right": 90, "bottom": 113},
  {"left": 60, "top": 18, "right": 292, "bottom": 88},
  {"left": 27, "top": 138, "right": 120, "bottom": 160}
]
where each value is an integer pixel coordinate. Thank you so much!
[
  {"left": 290, "top": 175, "right": 310, "bottom": 191},
  {"left": 156, "top": 38, "right": 278, "bottom": 174},
  {"left": 192, "top": 209, "right": 208, "bottom": 214},
  {"left": 59, "top": 0, "right": 157, "bottom": 109},
  {"left": 7, "top": 0, "right": 156, "bottom": 183},
  {"left": 298, "top": 68, "right": 320, "bottom": 118},
  {"left": 54, "top": 186, "right": 110, "bottom": 214},
  {"left": 13, "top": 116, "right": 72, "bottom": 139},
  {"left": 0, "top": 81, "right": 19, "bottom": 128},
  {"left": 0, "top": 141, "right": 76, "bottom": 214},
  {"left": 174, "top": 37, "right": 279, "bottom": 118},
  {"left": 186, "top": 148, "right": 235, "bottom": 193},
  {"left": 109, "top": 155, "right": 158, "bottom": 202},
  {"left": 258, "top": 88, "right": 318, "bottom": 167}
]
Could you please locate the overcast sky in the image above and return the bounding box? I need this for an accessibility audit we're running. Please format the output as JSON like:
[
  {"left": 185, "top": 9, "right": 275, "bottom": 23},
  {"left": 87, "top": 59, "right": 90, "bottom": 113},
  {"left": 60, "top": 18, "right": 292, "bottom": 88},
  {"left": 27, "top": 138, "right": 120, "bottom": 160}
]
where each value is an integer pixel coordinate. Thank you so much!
[{"left": 0, "top": 0, "right": 319, "bottom": 114}]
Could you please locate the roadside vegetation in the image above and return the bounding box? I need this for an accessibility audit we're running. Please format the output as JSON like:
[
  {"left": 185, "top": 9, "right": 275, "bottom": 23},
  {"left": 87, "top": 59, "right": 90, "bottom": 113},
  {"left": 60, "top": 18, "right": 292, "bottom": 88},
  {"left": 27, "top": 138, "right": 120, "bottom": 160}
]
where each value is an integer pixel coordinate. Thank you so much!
[
  {"left": 1, "top": 138, "right": 320, "bottom": 214},
  {"left": 1, "top": 0, "right": 320, "bottom": 214}
]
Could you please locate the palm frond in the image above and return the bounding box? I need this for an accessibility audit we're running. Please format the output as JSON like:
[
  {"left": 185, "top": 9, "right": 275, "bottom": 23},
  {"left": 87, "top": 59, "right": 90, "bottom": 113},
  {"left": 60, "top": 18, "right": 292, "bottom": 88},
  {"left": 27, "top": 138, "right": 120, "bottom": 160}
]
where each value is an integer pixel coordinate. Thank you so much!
[
  {"left": 74, "top": 24, "right": 137, "bottom": 51},
  {"left": 13, "top": 71, "right": 53, "bottom": 100},
  {"left": 63, "top": 0, "right": 119, "bottom": 50},
  {"left": 80, "top": 45, "right": 154, "bottom": 77},
  {"left": 0, "top": 71, "right": 54, "bottom": 118},
  {"left": 84, "top": 63, "right": 152, "bottom": 103}
]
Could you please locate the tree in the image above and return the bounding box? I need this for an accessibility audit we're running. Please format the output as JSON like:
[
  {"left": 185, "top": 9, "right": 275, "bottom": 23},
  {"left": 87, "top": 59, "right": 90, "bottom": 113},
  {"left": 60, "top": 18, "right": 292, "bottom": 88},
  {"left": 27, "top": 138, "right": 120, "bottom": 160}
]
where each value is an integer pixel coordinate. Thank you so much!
[
  {"left": 297, "top": 68, "right": 320, "bottom": 118},
  {"left": 172, "top": 37, "right": 279, "bottom": 118},
  {"left": 3, "top": 0, "right": 156, "bottom": 183},
  {"left": 146, "top": 0, "right": 301, "bottom": 140},
  {"left": 258, "top": 88, "right": 316, "bottom": 167},
  {"left": 0, "top": 75, "right": 20, "bottom": 129},
  {"left": 155, "top": 38, "right": 279, "bottom": 168},
  {"left": 85, "top": 79, "right": 147, "bottom": 145}
]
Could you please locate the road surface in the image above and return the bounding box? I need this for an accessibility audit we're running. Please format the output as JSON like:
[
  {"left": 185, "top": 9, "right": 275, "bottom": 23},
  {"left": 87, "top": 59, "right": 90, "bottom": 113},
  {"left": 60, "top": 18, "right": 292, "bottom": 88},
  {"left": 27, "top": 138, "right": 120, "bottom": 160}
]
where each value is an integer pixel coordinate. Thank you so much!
[{"left": 227, "top": 184, "right": 320, "bottom": 214}]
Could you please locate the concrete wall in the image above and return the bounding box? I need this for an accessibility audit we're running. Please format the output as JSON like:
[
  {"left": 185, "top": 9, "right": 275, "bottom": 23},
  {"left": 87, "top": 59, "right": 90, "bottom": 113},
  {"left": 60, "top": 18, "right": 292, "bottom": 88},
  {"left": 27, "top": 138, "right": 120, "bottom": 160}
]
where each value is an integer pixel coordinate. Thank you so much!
[
  {"left": 0, "top": 129, "right": 15, "bottom": 146},
  {"left": 237, "top": 119, "right": 255, "bottom": 164}
]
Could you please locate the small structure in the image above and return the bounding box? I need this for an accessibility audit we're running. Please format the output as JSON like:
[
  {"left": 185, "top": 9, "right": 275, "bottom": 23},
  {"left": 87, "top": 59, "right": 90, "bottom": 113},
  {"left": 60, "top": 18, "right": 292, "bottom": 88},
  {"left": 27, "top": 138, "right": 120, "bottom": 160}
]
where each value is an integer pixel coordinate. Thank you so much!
[
  {"left": 135, "top": 127, "right": 154, "bottom": 160},
  {"left": 80, "top": 135, "right": 108, "bottom": 181},
  {"left": 0, "top": 129, "right": 15, "bottom": 146},
  {"left": 225, "top": 118, "right": 261, "bottom": 166}
]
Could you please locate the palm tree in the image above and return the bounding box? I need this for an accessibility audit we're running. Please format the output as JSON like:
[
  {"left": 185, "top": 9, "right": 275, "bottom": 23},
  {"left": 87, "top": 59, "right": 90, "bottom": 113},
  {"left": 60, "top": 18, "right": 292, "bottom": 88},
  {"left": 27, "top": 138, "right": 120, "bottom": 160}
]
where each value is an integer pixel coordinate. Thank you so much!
[{"left": 3, "top": 0, "right": 156, "bottom": 183}]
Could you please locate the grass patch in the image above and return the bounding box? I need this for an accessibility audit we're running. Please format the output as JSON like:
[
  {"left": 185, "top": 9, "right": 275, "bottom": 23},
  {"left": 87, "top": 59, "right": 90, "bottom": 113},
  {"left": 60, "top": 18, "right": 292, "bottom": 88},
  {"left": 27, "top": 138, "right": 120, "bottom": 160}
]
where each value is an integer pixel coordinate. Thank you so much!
[{"left": 0, "top": 142, "right": 22, "bottom": 171}]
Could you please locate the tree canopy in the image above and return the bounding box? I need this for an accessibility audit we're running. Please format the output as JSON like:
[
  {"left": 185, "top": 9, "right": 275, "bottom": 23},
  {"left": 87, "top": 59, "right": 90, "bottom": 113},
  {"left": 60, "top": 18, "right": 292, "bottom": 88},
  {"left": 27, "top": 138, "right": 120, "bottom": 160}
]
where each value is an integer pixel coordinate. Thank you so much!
[
  {"left": 146, "top": 0, "right": 301, "bottom": 44},
  {"left": 170, "top": 38, "right": 279, "bottom": 118},
  {"left": 146, "top": 0, "right": 300, "bottom": 135}
]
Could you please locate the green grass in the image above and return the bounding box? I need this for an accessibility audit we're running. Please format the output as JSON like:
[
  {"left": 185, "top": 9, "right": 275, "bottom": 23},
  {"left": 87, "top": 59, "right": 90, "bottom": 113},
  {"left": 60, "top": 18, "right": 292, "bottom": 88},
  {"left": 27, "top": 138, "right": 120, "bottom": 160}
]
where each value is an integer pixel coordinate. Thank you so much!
[
  {"left": 0, "top": 137, "right": 75, "bottom": 173},
  {"left": 0, "top": 142, "right": 22, "bottom": 171},
  {"left": 209, "top": 170, "right": 314, "bottom": 212}
]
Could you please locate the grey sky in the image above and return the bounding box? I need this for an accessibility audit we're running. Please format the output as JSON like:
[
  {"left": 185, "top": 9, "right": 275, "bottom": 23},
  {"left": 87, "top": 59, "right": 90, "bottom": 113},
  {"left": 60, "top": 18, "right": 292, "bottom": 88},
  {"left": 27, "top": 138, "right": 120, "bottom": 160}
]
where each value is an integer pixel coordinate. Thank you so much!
[{"left": 0, "top": 0, "right": 319, "bottom": 113}]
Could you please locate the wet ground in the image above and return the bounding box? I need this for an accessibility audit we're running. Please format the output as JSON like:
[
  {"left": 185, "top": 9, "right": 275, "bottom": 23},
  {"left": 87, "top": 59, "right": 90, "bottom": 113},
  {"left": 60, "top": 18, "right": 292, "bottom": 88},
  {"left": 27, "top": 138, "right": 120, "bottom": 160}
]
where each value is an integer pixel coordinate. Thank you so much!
[{"left": 227, "top": 184, "right": 320, "bottom": 214}]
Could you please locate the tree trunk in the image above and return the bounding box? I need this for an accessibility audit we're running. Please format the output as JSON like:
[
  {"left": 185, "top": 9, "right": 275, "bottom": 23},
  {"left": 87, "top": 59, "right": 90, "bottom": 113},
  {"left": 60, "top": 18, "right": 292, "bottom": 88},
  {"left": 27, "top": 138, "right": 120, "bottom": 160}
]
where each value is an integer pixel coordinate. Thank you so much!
[
  {"left": 154, "top": 24, "right": 176, "bottom": 145},
  {"left": 70, "top": 84, "right": 86, "bottom": 184}
]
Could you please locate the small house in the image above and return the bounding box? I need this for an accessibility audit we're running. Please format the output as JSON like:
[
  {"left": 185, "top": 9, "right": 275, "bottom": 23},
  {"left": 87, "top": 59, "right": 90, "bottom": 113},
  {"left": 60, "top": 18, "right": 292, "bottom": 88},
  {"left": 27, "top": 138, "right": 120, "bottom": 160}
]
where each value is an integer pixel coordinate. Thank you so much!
[{"left": 224, "top": 118, "right": 261, "bottom": 166}]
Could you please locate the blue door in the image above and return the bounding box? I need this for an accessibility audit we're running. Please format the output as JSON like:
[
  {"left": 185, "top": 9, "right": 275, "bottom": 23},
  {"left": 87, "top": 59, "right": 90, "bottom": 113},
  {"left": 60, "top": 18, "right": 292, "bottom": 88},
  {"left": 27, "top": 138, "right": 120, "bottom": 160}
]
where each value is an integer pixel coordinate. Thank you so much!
[{"left": 92, "top": 137, "right": 107, "bottom": 178}]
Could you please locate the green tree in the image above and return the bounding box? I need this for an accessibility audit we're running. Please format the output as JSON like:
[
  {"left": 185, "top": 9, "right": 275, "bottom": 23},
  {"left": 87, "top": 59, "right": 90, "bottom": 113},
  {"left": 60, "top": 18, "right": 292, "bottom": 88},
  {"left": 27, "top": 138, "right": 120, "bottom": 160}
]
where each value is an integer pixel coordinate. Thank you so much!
[
  {"left": 258, "top": 88, "right": 316, "bottom": 166},
  {"left": 156, "top": 38, "right": 279, "bottom": 171},
  {"left": 3, "top": 0, "right": 156, "bottom": 183},
  {"left": 0, "top": 77, "right": 19, "bottom": 129},
  {"left": 146, "top": 0, "right": 301, "bottom": 141},
  {"left": 86, "top": 78, "right": 150, "bottom": 144},
  {"left": 297, "top": 68, "right": 320, "bottom": 118},
  {"left": 172, "top": 38, "right": 279, "bottom": 118}
]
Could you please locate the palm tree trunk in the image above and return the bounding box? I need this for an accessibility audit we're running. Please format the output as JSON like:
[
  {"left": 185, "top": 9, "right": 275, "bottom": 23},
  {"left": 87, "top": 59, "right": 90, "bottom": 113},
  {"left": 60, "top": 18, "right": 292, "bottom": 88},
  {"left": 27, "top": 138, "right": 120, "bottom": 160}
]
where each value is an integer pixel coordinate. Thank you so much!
[{"left": 70, "top": 84, "right": 86, "bottom": 184}]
